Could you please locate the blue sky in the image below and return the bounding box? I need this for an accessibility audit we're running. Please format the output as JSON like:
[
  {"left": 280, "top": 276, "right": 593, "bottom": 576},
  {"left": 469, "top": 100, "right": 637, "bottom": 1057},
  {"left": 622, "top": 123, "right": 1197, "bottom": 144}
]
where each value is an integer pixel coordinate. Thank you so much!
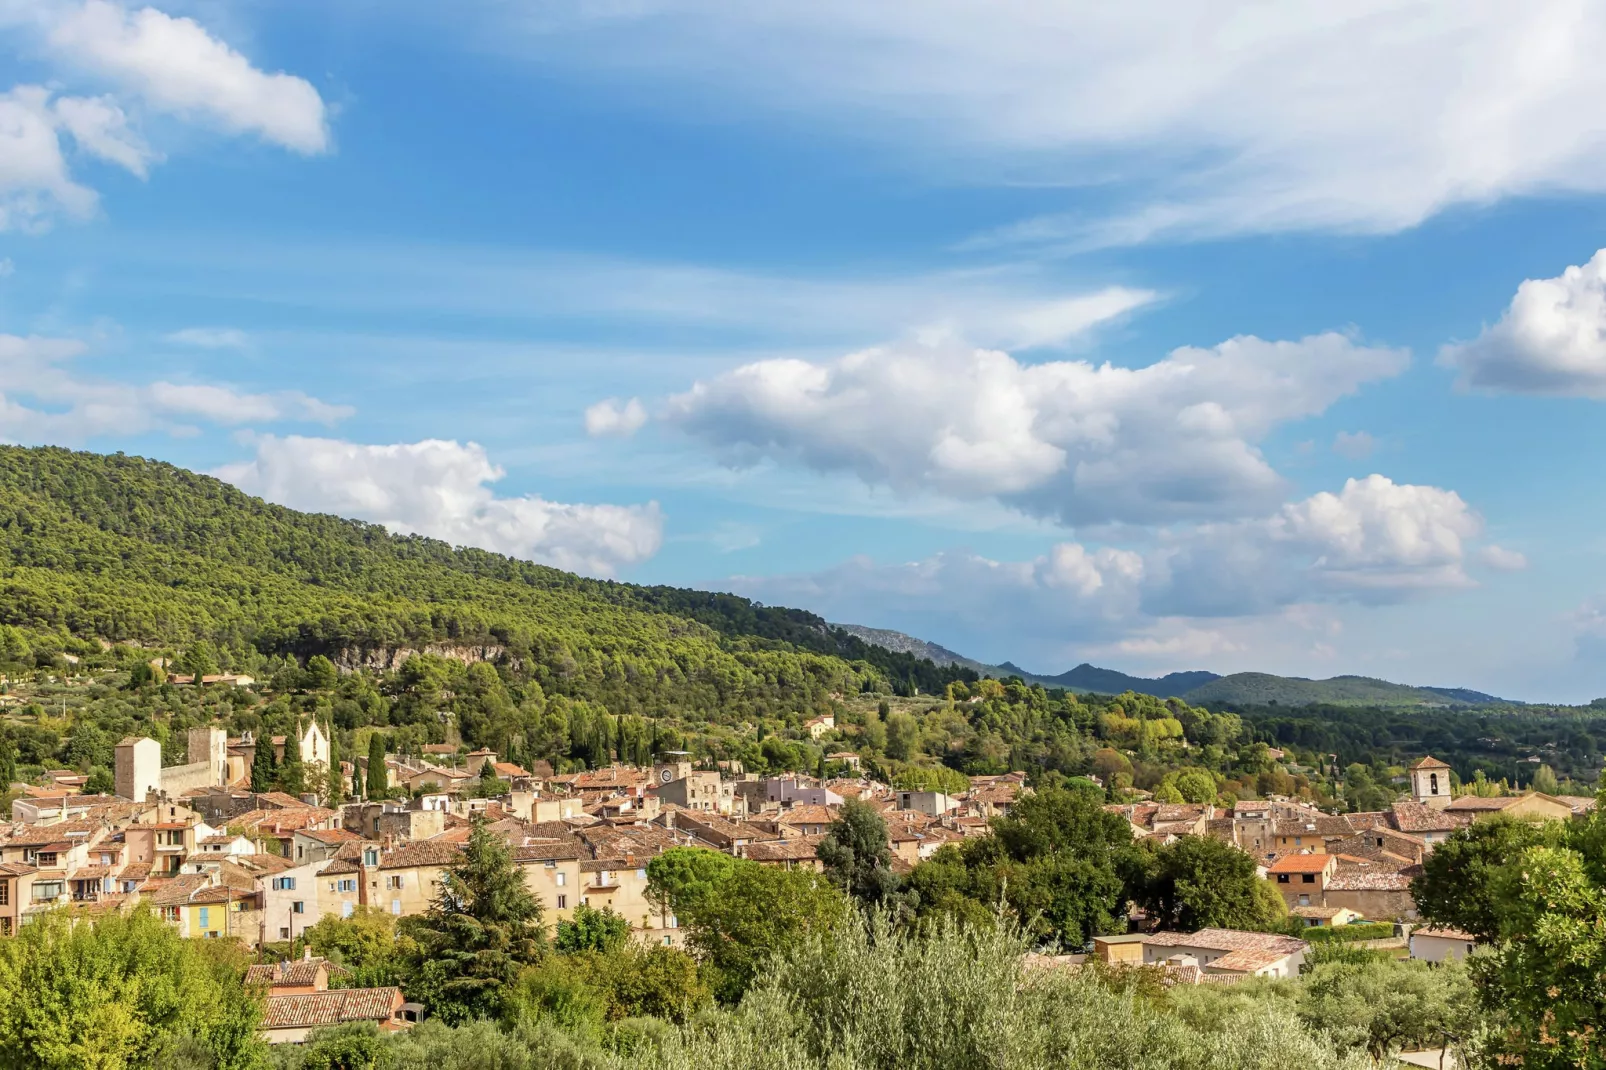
[{"left": 6, "top": 1, "right": 1606, "bottom": 701}]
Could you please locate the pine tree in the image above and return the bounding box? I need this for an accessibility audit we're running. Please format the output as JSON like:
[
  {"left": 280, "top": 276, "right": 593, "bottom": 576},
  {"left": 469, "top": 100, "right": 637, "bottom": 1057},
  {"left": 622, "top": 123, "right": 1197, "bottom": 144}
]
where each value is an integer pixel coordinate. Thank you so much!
[
  {"left": 401, "top": 818, "right": 544, "bottom": 1023},
  {"left": 366, "top": 733, "right": 388, "bottom": 800}
]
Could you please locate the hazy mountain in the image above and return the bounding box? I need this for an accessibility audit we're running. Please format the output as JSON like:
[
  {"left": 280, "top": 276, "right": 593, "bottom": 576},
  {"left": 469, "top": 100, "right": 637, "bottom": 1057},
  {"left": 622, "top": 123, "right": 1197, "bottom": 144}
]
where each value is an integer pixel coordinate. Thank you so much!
[{"left": 836, "top": 624, "right": 1514, "bottom": 707}]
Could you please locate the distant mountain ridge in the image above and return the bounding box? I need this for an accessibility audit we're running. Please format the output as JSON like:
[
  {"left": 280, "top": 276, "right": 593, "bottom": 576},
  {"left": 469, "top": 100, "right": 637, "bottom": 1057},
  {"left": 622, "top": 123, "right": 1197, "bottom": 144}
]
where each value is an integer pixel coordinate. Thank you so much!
[{"left": 835, "top": 623, "right": 1515, "bottom": 707}]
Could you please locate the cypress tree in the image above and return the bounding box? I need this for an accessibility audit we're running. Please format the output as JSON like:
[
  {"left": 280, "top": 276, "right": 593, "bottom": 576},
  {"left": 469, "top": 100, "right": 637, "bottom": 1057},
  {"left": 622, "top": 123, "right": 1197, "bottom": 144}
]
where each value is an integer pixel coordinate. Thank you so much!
[
  {"left": 279, "top": 721, "right": 306, "bottom": 795},
  {"left": 250, "top": 733, "right": 275, "bottom": 792},
  {"left": 367, "top": 733, "right": 388, "bottom": 800}
]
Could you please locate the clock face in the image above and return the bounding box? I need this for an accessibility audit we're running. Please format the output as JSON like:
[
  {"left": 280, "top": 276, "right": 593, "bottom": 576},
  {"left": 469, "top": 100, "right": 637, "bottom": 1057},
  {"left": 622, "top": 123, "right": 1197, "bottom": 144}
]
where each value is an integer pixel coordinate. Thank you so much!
[{"left": 661, "top": 768, "right": 673, "bottom": 783}]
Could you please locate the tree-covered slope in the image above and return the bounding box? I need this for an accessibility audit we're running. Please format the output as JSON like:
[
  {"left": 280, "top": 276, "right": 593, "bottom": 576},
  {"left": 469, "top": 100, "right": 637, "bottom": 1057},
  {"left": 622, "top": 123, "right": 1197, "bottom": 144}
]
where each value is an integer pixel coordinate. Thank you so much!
[
  {"left": 0, "top": 446, "right": 971, "bottom": 714},
  {"left": 1181, "top": 673, "right": 1461, "bottom": 708}
]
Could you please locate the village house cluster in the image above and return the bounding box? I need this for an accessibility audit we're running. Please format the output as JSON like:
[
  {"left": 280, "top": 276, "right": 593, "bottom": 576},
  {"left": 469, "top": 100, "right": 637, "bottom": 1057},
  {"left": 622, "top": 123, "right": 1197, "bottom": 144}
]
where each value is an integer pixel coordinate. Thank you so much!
[
  {"left": 0, "top": 726, "right": 1025, "bottom": 1039},
  {"left": 1107, "top": 756, "right": 1596, "bottom": 924},
  {"left": 2, "top": 737, "right": 1594, "bottom": 1040}
]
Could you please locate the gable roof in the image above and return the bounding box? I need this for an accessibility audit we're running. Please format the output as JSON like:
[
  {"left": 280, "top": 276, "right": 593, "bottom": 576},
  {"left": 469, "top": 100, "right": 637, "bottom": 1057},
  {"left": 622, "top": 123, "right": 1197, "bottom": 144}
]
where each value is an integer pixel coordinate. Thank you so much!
[
  {"left": 1148, "top": 928, "right": 1308, "bottom": 955},
  {"left": 1267, "top": 853, "right": 1333, "bottom": 875},
  {"left": 1408, "top": 756, "right": 1452, "bottom": 770},
  {"left": 1387, "top": 799, "right": 1464, "bottom": 833},
  {"left": 245, "top": 957, "right": 351, "bottom": 988},
  {"left": 261, "top": 988, "right": 402, "bottom": 1030}
]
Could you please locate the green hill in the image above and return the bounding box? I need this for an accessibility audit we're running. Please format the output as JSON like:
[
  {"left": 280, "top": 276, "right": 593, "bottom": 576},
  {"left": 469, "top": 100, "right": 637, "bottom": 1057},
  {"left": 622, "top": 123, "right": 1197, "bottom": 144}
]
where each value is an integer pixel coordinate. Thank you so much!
[
  {"left": 0, "top": 446, "right": 973, "bottom": 717},
  {"left": 1179, "top": 672, "right": 1462, "bottom": 708}
]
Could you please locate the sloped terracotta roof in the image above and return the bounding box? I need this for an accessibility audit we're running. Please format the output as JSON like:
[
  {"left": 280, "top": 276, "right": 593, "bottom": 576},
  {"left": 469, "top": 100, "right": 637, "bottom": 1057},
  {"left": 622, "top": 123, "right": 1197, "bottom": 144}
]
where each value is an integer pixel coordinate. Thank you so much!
[
  {"left": 261, "top": 988, "right": 402, "bottom": 1030},
  {"left": 1149, "top": 928, "right": 1308, "bottom": 955},
  {"left": 1208, "top": 948, "right": 1290, "bottom": 972},
  {"left": 379, "top": 840, "right": 462, "bottom": 870},
  {"left": 1387, "top": 799, "right": 1464, "bottom": 833},
  {"left": 246, "top": 957, "right": 351, "bottom": 988},
  {"left": 743, "top": 836, "right": 823, "bottom": 862},
  {"left": 1268, "top": 853, "right": 1333, "bottom": 875},
  {"left": 1326, "top": 868, "right": 1415, "bottom": 891},
  {"left": 1409, "top": 756, "right": 1452, "bottom": 770}
]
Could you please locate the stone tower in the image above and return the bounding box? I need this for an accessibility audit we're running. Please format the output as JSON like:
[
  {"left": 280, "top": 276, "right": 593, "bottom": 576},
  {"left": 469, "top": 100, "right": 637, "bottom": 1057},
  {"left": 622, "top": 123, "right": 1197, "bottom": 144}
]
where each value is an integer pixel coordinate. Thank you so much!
[
  {"left": 114, "top": 737, "right": 162, "bottom": 802},
  {"left": 188, "top": 726, "right": 230, "bottom": 786},
  {"left": 1409, "top": 755, "right": 1453, "bottom": 810}
]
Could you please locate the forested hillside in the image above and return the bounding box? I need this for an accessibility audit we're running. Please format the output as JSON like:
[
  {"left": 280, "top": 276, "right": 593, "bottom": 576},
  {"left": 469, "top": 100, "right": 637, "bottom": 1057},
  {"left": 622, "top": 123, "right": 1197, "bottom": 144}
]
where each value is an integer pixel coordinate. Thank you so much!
[{"left": 0, "top": 446, "right": 972, "bottom": 717}]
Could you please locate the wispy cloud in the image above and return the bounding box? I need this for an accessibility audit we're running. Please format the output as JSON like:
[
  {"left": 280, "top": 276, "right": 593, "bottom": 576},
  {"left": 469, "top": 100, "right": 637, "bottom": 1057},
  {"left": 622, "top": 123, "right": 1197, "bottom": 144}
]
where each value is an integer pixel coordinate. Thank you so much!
[
  {"left": 164, "top": 326, "right": 248, "bottom": 349},
  {"left": 456, "top": 1, "right": 1606, "bottom": 246}
]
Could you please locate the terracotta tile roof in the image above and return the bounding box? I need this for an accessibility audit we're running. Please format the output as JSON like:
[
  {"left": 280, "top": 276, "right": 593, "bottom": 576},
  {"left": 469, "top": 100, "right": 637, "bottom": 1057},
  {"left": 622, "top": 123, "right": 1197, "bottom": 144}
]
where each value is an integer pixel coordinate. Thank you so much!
[
  {"left": 189, "top": 884, "right": 249, "bottom": 905},
  {"left": 1413, "top": 926, "right": 1477, "bottom": 942},
  {"left": 146, "top": 874, "right": 213, "bottom": 906},
  {"left": 513, "top": 838, "right": 586, "bottom": 863},
  {"left": 299, "top": 827, "right": 361, "bottom": 845},
  {"left": 1208, "top": 948, "right": 1290, "bottom": 972},
  {"left": 780, "top": 805, "right": 838, "bottom": 827},
  {"left": 231, "top": 807, "right": 340, "bottom": 834},
  {"left": 743, "top": 836, "right": 824, "bottom": 863},
  {"left": 1326, "top": 868, "right": 1416, "bottom": 891},
  {"left": 0, "top": 861, "right": 38, "bottom": 876},
  {"left": 1267, "top": 853, "right": 1333, "bottom": 875},
  {"left": 1387, "top": 799, "right": 1464, "bottom": 833},
  {"left": 261, "top": 988, "right": 402, "bottom": 1030},
  {"left": 1148, "top": 928, "right": 1308, "bottom": 955},
  {"left": 379, "top": 840, "right": 462, "bottom": 870},
  {"left": 246, "top": 958, "right": 351, "bottom": 988},
  {"left": 253, "top": 792, "right": 312, "bottom": 809},
  {"left": 1408, "top": 756, "right": 1451, "bottom": 770},
  {"left": 1291, "top": 905, "right": 1348, "bottom": 919},
  {"left": 0, "top": 820, "right": 101, "bottom": 846},
  {"left": 1443, "top": 795, "right": 1521, "bottom": 812}
]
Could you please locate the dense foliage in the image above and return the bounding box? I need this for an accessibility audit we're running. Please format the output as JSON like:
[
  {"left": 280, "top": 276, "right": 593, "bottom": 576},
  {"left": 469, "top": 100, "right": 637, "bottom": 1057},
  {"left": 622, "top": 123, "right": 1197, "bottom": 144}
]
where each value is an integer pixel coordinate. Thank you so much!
[
  {"left": 1413, "top": 802, "right": 1606, "bottom": 1069},
  {"left": 0, "top": 910, "right": 265, "bottom": 1070}
]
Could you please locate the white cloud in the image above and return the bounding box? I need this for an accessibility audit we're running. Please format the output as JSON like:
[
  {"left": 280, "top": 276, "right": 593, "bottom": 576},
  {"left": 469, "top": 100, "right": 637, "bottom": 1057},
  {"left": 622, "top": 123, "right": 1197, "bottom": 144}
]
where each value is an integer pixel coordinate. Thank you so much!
[
  {"left": 0, "top": 332, "right": 351, "bottom": 438},
  {"left": 1332, "top": 430, "right": 1374, "bottom": 460},
  {"left": 0, "top": 2, "right": 327, "bottom": 230},
  {"left": 584, "top": 397, "right": 647, "bottom": 437},
  {"left": 665, "top": 332, "right": 1407, "bottom": 525},
  {"left": 729, "top": 475, "right": 1495, "bottom": 669},
  {"left": 0, "top": 85, "right": 98, "bottom": 229},
  {"left": 47, "top": 0, "right": 329, "bottom": 153},
  {"left": 469, "top": 1, "right": 1606, "bottom": 243},
  {"left": 1440, "top": 249, "right": 1606, "bottom": 397},
  {"left": 49, "top": 92, "right": 156, "bottom": 175},
  {"left": 0, "top": 258, "right": 13, "bottom": 277},
  {"left": 216, "top": 435, "right": 664, "bottom": 577},
  {"left": 164, "top": 326, "right": 248, "bottom": 349}
]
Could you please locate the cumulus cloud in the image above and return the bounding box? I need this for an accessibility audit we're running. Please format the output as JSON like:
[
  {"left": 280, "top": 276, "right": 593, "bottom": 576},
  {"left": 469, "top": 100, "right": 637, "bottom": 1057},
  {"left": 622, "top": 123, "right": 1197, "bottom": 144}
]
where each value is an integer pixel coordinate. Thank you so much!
[
  {"left": 1440, "top": 249, "right": 1606, "bottom": 397},
  {"left": 665, "top": 332, "right": 1407, "bottom": 526},
  {"left": 216, "top": 435, "right": 664, "bottom": 577},
  {"left": 475, "top": 1, "right": 1606, "bottom": 243},
  {"left": 47, "top": 1, "right": 329, "bottom": 153},
  {"left": 0, "top": 332, "right": 350, "bottom": 438},
  {"left": 729, "top": 475, "right": 1502, "bottom": 668},
  {"left": 584, "top": 397, "right": 647, "bottom": 437},
  {"left": 0, "top": 1, "right": 327, "bottom": 229},
  {"left": 0, "top": 85, "right": 105, "bottom": 228}
]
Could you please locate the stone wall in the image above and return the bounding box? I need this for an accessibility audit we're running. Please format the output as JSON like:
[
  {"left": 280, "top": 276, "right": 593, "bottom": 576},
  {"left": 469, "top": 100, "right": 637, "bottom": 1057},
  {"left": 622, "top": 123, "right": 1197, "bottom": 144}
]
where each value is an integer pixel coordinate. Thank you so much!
[{"left": 1324, "top": 887, "right": 1418, "bottom": 921}]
